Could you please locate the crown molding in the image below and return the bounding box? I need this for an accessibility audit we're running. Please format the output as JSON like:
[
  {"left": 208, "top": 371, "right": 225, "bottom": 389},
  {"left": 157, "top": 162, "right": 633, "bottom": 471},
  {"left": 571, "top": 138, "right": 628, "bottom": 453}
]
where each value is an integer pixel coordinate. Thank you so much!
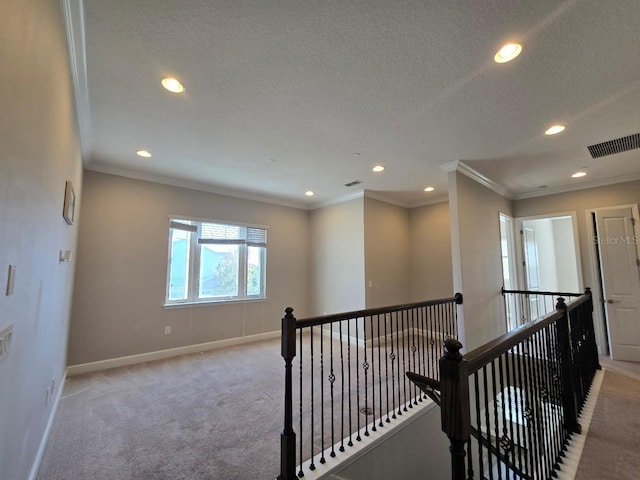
[
  {"left": 87, "top": 163, "right": 311, "bottom": 210},
  {"left": 309, "top": 191, "right": 365, "bottom": 210},
  {"left": 513, "top": 172, "right": 640, "bottom": 200},
  {"left": 407, "top": 194, "right": 449, "bottom": 208},
  {"left": 364, "top": 190, "right": 411, "bottom": 208},
  {"left": 61, "top": 0, "right": 92, "bottom": 163},
  {"left": 441, "top": 160, "right": 512, "bottom": 199}
]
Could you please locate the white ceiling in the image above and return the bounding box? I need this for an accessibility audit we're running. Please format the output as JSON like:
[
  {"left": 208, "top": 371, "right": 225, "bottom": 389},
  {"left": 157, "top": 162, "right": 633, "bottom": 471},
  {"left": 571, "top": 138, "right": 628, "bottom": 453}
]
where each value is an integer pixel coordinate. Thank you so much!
[{"left": 70, "top": 0, "right": 640, "bottom": 208}]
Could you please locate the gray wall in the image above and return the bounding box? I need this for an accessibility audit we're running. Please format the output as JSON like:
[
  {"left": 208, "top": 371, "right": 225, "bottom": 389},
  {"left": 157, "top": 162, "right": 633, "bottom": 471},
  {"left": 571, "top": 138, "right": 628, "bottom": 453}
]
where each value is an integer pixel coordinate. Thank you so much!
[
  {"left": 309, "top": 198, "right": 366, "bottom": 315},
  {"left": 514, "top": 179, "right": 640, "bottom": 351},
  {"left": 0, "top": 1, "right": 83, "bottom": 478},
  {"left": 364, "top": 197, "right": 411, "bottom": 308},
  {"left": 409, "top": 201, "right": 453, "bottom": 301},
  {"left": 68, "top": 171, "right": 310, "bottom": 365},
  {"left": 449, "top": 172, "right": 513, "bottom": 351},
  {"left": 514, "top": 179, "right": 640, "bottom": 298},
  {"left": 328, "top": 403, "right": 450, "bottom": 480}
]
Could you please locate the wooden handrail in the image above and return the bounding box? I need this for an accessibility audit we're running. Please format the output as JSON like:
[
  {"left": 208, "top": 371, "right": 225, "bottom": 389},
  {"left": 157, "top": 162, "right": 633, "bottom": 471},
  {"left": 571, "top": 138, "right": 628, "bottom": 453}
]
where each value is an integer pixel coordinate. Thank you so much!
[
  {"left": 295, "top": 293, "right": 462, "bottom": 329},
  {"left": 501, "top": 287, "right": 582, "bottom": 297},
  {"left": 466, "top": 293, "right": 589, "bottom": 374}
]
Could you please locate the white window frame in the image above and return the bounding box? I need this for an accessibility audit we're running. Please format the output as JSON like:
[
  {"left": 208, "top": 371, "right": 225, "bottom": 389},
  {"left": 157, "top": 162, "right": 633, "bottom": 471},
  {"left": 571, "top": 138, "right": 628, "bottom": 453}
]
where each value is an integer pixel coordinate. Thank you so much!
[{"left": 165, "top": 217, "right": 267, "bottom": 305}]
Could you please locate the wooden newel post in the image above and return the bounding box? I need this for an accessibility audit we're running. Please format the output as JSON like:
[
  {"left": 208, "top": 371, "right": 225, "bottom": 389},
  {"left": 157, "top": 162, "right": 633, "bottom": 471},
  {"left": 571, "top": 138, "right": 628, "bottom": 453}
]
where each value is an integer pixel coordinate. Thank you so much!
[
  {"left": 279, "top": 307, "right": 296, "bottom": 480},
  {"left": 439, "top": 338, "right": 471, "bottom": 480},
  {"left": 555, "top": 298, "right": 581, "bottom": 434}
]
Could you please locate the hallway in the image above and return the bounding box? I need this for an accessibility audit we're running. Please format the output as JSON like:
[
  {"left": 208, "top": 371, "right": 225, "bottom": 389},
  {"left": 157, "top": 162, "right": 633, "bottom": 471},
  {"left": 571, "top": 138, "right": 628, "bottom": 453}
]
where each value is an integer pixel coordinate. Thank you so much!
[{"left": 574, "top": 357, "right": 640, "bottom": 480}]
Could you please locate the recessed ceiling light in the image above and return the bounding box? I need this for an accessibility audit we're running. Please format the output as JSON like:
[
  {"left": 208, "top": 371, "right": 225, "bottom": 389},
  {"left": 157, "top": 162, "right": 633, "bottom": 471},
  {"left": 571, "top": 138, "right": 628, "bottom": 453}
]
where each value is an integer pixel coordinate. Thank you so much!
[
  {"left": 571, "top": 171, "right": 587, "bottom": 178},
  {"left": 424, "top": 186, "right": 435, "bottom": 192},
  {"left": 372, "top": 165, "right": 385, "bottom": 173},
  {"left": 161, "top": 77, "right": 185, "bottom": 93},
  {"left": 545, "top": 124, "right": 566, "bottom": 135},
  {"left": 494, "top": 43, "right": 522, "bottom": 63},
  {"left": 136, "top": 149, "right": 152, "bottom": 158},
  {"left": 305, "top": 190, "right": 314, "bottom": 197}
]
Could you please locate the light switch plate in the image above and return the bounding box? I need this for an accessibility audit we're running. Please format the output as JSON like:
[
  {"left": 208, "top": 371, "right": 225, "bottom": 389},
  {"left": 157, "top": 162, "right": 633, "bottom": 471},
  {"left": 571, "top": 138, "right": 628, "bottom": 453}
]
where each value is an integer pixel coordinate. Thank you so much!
[{"left": 6, "top": 265, "right": 16, "bottom": 296}]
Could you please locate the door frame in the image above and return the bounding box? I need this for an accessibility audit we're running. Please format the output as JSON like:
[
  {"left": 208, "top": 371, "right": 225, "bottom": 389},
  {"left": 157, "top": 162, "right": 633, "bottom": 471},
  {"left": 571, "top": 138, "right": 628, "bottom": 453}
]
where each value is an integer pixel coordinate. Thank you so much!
[{"left": 586, "top": 203, "right": 640, "bottom": 356}]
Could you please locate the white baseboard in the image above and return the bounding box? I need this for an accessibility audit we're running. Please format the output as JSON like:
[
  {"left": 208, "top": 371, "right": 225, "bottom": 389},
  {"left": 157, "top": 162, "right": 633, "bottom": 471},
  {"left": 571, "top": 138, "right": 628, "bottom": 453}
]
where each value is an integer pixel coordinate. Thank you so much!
[
  {"left": 66, "top": 330, "right": 281, "bottom": 376},
  {"left": 28, "top": 370, "right": 66, "bottom": 480}
]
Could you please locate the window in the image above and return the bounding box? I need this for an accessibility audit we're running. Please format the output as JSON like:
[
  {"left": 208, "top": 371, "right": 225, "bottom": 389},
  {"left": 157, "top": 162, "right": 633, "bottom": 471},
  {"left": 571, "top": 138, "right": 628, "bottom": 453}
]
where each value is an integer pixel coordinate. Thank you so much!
[{"left": 166, "top": 218, "right": 267, "bottom": 304}]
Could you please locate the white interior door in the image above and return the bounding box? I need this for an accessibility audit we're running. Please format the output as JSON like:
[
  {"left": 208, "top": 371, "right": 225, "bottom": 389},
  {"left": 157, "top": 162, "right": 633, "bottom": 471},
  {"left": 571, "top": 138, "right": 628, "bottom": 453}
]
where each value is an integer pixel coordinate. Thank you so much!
[{"left": 595, "top": 206, "right": 640, "bottom": 361}]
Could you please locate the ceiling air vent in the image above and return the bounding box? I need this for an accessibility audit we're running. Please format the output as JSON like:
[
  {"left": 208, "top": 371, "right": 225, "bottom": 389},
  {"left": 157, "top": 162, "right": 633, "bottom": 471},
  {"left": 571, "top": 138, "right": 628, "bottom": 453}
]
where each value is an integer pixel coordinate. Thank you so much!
[
  {"left": 344, "top": 180, "right": 363, "bottom": 187},
  {"left": 587, "top": 133, "right": 640, "bottom": 159}
]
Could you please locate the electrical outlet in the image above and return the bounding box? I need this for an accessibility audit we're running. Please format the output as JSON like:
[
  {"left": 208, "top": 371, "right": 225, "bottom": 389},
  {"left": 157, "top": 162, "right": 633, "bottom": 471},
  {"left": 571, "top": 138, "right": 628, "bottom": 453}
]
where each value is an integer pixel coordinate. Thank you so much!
[{"left": 164, "top": 326, "right": 171, "bottom": 335}]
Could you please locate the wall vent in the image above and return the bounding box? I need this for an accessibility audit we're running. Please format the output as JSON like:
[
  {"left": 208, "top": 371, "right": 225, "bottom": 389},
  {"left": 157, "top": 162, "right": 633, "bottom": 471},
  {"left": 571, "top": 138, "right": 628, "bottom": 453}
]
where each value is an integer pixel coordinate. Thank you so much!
[
  {"left": 587, "top": 133, "right": 640, "bottom": 159},
  {"left": 344, "top": 180, "right": 363, "bottom": 187}
]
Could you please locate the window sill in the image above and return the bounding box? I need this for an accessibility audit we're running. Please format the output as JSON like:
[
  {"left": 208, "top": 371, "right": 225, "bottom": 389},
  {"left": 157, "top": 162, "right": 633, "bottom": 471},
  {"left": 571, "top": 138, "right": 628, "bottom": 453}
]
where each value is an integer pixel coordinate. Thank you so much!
[{"left": 163, "top": 297, "right": 267, "bottom": 309}]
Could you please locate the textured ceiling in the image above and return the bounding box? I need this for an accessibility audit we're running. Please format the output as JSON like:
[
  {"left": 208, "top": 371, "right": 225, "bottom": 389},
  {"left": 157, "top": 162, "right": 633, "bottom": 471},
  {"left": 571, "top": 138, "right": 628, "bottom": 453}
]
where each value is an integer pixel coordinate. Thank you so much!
[{"left": 75, "top": 0, "right": 640, "bottom": 208}]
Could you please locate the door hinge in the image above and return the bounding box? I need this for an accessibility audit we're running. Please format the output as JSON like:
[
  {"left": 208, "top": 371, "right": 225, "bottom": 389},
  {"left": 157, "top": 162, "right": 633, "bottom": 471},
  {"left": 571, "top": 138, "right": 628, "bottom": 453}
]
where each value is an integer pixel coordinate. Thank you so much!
[
  {"left": 520, "top": 229, "right": 524, "bottom": 235},
  {"left": 632, "top": 217, "right": 636, "bottom": 226}
]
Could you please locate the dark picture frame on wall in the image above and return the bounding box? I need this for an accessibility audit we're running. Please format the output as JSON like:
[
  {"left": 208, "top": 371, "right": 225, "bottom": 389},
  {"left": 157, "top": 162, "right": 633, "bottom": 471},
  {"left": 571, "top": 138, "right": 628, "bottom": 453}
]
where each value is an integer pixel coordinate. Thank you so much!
[{"left": 63, "top": 180, "right": 76, "bottom": 225}]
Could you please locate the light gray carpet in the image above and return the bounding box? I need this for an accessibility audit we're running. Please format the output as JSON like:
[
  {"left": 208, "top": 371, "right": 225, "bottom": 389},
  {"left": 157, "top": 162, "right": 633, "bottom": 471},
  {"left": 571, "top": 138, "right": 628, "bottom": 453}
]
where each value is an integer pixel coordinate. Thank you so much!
[
  {"left": 574, "top": 359, "right": 640, "bottom": 480},
  {"left": 38, "top": 339, "right": 286, "bottom": 480},
  {"left": 37, "top": 334, "right": 427, "bottom": 480}
]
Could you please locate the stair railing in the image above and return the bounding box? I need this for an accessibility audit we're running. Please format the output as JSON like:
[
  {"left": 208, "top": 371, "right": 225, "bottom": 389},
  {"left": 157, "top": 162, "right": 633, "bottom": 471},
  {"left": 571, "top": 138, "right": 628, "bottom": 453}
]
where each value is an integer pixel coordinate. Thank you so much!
[
  {"left": 278, "top": 293, "right": 463, "bottom": 480},
  {"left": 408, "top": 289, "right": 600, "bottom": 480}
]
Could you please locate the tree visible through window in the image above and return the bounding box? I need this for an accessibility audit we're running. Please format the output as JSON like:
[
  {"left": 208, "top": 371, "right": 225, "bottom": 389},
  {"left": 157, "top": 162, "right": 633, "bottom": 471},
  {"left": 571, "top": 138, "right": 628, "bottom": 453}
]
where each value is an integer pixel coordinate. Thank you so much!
[{"left": 166, "top": 219, "right": 267, "bottom": 304}]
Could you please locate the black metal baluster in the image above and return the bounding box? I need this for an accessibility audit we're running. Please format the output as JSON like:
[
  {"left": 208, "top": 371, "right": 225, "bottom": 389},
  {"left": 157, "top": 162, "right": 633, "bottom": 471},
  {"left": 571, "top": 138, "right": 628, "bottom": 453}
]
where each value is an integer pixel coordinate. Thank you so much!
[
  {"left": 490, "top": 360, "right": 503, "bottom": 480},
  {"left": 377, "top": 314, "right": 384, "bottom": 427},
  {"left": 363, "top": 316, "right": 370, "bottom": 437},
  {"left": 528, "top": 335, "right": 543, "bottom": 479},
  {"left": 395, "top": 310, "right": 402, "bottom": 416},
  {"left": 516, "top": 342, "right": 531, "bottom": 478},
  {"left": 531, "top": 333, "right": 551, "bottom": 478},
  {"left": 542, "top": 325, "right": 558, "bottom": 471},
  {"left": 347, "top": 318, "right": 353, "bottom": 447},
  {"left": 356, "top": 317, "right": 362, "bottom": 441},
  {"left": 401, "top": 310, "right": 408, "bottom": 411},
  {"left": 339, "top": 321, "right": 345, "bottom": 453},
  {"left": 474, "top": 372, "right": 485, "bottom": 479},
  {"left": 535, "top": 330, "right": 552, "bottom": 478},
  {"left": 549, "top": 322, "right": 564, "bottom": 453},
  {"left": 410, "top": 309, "right": 418, "bottom": 405},
  {"left": 429, "top": 305, "right": 436, "bottom": 380},
  {"left": 329, "top": 322, "right": 336, "bottom": 458},
  {"left": 524, "top": 335, "right": 538, "bottom": 479},
  {"left": 298, "top": 328, "right": 304, "bottom": 478},
  {"left": 390, "top": 311, "right": 397, "bottom": 420},
  {"left": 418, "top": 307, "right": 425, "bottom": 381},
  {"left": 482, "top": 365, "right": 494, "bottom": 480},
  {"left": 384, "top": 312, "right": 391, "bottom": 423},
  {"left": 497, "top": 355, "right": 511, "bottom": 475},
  {"left": 320, "top": 328, "right": 325, "bottom": 464},
  {"left": 309, "top": 327, "right": 315, "bottom": 471},
  {"left": 369, "top": 315, "right": 377, "bottom": 432},
  {"left": 504, "top": 348, "right": 519, "bottom": 475}
]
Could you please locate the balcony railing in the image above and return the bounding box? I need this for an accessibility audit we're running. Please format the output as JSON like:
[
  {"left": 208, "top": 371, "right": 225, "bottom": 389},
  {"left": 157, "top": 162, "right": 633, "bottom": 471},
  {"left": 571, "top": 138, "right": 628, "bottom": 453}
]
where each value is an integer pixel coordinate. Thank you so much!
[
  {"left": 278, "top": 294, "right": 463, "bottom": 479},
  {"left": 502, "top": 287, "right": 582, "bottom": 329},
  {"left": 408, "top": 290, "right": 600, "bottom": 479}
]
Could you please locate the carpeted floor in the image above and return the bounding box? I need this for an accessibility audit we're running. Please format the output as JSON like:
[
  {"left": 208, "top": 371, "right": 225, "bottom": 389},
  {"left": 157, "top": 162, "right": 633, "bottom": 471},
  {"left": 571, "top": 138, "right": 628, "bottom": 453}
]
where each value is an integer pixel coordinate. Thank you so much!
[
  {"left": 39, "top": 343, "right": 640, "bottom": 480},
  {"left": 38, "top": 338, "right": 286, "bottom": 480},
  {"left": 37, "top": 333, "right": 429, "bottom": 480},
  {"left": 574, "top": 358, "right": 640, "bottom": 480}
]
